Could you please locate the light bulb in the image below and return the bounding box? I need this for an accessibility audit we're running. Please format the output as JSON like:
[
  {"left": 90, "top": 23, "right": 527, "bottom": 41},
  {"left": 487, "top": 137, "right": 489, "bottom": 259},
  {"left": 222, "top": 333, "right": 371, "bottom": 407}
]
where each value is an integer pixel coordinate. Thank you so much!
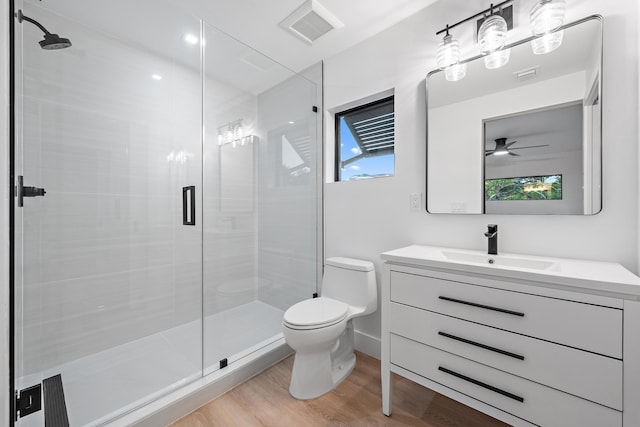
[
  {"left": 444, "top": 62, "right": 467, "bottom": 82},
  {"left": 531, "top": 30, "right": 564, "bottom": 54},
  {"left": 484, "top": 48, "right": 511, "bottom": 69},
  {"left": 530, "top": 0, "right": 566, "bottom": 36},
  {"left": 436, "top": 34, "right": 461, "bottom": 70},
  {"left": 478, "top": 14, "right": 508, "bottom": 54},
  {"left": 184, "top": 33, "right": 199, "bottom": 45}
]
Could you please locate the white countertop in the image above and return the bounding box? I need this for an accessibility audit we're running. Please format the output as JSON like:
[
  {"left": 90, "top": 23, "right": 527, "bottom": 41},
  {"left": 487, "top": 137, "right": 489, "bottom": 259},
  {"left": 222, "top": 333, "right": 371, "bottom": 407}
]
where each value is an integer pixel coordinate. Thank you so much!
[{"left": 381, "top": 245, "right": 640, "bottom": 299}]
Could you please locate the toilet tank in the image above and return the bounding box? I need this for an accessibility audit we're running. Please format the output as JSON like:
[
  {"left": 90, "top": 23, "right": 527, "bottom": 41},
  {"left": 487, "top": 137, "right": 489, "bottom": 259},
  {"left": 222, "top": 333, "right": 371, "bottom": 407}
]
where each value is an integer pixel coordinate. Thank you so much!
[{"left": 321, "top": 257, "right": 377, "bottom": 316}]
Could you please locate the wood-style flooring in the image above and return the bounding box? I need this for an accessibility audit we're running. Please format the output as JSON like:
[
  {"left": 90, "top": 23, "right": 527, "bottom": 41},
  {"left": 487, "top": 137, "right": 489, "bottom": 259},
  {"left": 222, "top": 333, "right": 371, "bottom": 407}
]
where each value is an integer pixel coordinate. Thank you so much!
[{"left": 170, "top": 352, "right": 510, "bottom": 427}]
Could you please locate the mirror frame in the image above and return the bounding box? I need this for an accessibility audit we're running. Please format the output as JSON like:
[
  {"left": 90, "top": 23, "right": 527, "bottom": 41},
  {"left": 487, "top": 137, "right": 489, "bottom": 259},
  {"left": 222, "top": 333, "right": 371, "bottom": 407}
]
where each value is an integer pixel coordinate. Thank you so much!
[{"left": 425, "top": 15, "right": 603, "bottom": 215}]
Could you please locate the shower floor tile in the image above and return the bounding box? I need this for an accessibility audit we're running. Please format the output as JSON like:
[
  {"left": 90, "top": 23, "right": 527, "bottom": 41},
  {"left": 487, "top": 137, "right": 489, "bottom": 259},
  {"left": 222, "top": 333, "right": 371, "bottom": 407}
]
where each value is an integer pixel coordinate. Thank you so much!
[{"left": 18, "top": 300, "right": 284, "bottom": 427}]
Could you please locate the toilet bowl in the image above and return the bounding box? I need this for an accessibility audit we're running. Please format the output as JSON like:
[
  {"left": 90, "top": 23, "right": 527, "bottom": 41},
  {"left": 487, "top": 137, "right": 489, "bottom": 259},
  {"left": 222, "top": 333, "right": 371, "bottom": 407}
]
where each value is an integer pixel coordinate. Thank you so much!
[{"left": 283, "top": 257, "right": 377, "bottom": 400}]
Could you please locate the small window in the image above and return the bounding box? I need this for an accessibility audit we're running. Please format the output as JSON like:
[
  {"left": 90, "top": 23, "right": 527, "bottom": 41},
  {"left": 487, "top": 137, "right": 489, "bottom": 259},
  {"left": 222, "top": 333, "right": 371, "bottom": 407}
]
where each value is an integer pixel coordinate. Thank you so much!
[
  {"left": 485, "top": 175, "right": 562, "bottom": 201},
  {"left": 335, "top": 96, "right": 394, "bottom": 181}
]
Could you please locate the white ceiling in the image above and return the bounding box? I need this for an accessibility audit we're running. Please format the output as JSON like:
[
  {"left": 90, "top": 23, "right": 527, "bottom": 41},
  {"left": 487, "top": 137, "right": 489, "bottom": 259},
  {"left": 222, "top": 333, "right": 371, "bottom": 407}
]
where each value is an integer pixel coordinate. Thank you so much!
[
  {"left": 27, "top": 0, "right": 439, "bottom": 73},
  {"left": 180, "top": 0, "right": 440, "bottom": 72},
  {"left": 485, "top": 102, "right": 584, "bottom": 163}
]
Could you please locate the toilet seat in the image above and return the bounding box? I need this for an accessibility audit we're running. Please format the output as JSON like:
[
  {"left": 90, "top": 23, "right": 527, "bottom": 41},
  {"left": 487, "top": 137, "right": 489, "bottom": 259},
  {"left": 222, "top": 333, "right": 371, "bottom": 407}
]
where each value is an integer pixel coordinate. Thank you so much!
[{"left": 284, "top": 297, "right": 349, "bottom": 330}]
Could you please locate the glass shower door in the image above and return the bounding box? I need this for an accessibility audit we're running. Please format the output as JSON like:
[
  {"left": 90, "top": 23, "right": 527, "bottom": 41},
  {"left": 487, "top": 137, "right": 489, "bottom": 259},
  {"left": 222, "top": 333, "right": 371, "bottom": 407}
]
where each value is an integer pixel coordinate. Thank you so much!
[
  {"left": 202, "top": 23, "right": 321, "bottom": 374},
  {"left": 13, "top": 1, "right": 203, "bottom": 425}
]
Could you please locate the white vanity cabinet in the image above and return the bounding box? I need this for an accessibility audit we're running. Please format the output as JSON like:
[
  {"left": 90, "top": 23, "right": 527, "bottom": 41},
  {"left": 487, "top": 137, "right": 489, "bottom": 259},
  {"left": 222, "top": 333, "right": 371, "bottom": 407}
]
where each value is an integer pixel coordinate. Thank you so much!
[{"left": 381, "top": 245, "right": 640, "bottom": 427}]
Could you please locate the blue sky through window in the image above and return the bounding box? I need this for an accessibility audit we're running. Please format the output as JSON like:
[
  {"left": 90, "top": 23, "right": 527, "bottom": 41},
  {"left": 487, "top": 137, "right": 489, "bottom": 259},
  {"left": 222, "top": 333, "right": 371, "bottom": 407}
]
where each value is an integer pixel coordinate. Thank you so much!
[{"left": 339, "top": 118, "right": 394, "bottom": 181}]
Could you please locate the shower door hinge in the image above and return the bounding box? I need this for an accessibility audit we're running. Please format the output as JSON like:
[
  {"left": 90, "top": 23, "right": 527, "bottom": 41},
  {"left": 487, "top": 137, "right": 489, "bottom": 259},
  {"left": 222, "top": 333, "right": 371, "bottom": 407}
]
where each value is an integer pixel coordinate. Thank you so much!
[
  {"left": 15, "top": 384, "right": 42, "bottom": 420},
  {"left": 312, "top": 106, "right": 318, "bottom": 113},
  {"left": 312, "top": 293, "right": 318, "bottom": 298},
  {"left": 219, "top": 358, "right": 228, "bottom": 369}
]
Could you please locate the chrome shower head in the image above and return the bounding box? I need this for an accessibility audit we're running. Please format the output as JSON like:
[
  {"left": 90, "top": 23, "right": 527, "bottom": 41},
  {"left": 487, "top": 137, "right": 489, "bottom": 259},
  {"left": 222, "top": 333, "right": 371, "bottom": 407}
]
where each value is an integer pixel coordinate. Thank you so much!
[{"left": 17, "top": 10, "right": 72, "bottom": 50}]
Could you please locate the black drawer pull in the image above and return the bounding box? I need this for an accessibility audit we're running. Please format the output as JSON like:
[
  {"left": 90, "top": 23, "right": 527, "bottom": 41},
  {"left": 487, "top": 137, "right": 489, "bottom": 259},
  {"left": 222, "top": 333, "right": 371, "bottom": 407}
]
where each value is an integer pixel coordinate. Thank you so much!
[
  {"left": 438, "top": 332, "right": 525, "bottom": 360},
  {"left": 439, "top": 296, "right": 524, "bottom": 317},
  {"left": 438, "top": 366, "right": 524, "bottom": 403}
]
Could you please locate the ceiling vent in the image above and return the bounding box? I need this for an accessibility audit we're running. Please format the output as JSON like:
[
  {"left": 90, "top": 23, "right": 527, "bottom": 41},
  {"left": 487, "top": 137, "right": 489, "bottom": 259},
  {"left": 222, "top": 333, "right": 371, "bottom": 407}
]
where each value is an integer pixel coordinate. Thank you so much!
[
  {"left": 514, "top": 66, "right": 540, "bottom": 82},
  {"left": 280, "top": 0, "right": 344, "bottom": 45}
]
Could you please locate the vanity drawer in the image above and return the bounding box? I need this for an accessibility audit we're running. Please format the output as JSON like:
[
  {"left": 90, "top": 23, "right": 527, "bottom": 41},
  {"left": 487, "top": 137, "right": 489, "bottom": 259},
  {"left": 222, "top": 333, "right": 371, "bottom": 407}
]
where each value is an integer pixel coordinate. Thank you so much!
[
  {"left": 390, "top": 271, "right": 622, "bottom": 358},
  {"left": 390, "top": 334, "right": 622, "bottom": 427},
  {"left": 389, "top": 302, "right": 622, "bottom": 410}
]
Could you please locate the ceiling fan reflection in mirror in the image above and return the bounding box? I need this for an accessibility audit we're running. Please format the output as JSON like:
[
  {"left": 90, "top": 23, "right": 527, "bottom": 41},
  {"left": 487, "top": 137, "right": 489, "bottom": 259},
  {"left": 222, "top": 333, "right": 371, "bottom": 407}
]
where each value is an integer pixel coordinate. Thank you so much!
[{"left": 485, "top": 137, "right": 549, "bottom": 156}]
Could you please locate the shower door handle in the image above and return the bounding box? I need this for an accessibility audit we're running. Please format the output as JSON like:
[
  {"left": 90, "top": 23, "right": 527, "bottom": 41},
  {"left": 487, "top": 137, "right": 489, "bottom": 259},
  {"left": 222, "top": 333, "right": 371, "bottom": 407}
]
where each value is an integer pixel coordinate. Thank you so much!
[
  {"left": 16, "top": 175, "right": 46, "bottom": 207},
  {"left": 183, "top": 186, "right": 196, "bottom": 226}
]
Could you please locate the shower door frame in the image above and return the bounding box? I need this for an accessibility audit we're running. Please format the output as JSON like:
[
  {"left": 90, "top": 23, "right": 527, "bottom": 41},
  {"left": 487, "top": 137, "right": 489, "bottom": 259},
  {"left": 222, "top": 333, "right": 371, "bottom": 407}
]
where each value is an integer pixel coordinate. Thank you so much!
[{"left": 8, "top": 0, "right": 17, "bottom": 424}]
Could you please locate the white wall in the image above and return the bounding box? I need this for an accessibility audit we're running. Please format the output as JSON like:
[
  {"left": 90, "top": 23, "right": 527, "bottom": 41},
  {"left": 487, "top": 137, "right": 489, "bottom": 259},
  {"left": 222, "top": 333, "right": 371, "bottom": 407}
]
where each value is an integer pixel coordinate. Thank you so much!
[{"left": 324, "top": 0, "right": 639, "bottom": 349}]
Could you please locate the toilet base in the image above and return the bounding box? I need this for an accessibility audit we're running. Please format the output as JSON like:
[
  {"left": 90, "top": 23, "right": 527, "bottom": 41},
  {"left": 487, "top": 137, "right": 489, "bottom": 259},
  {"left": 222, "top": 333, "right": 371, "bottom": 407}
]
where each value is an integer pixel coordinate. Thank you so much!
[
  {"left": 289, "top": 350, "right": 356, "bottom": 400},
  {"left": 288, "top": 321, "right": 357, "bottom": 400}
]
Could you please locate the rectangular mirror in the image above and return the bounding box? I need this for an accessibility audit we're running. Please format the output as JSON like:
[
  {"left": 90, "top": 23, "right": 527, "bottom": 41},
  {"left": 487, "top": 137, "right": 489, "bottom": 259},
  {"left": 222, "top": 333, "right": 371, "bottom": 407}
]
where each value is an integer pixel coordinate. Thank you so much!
[{"left": 426, "top": 16, "right": 602, "bottom": 214}]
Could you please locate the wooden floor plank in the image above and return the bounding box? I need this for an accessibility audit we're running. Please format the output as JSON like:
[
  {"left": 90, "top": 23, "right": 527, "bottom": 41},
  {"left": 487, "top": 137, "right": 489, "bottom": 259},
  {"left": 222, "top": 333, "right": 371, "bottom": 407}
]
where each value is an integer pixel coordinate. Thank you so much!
[{"left": 170, "top": 352, "right": 510, "bottom": 427}]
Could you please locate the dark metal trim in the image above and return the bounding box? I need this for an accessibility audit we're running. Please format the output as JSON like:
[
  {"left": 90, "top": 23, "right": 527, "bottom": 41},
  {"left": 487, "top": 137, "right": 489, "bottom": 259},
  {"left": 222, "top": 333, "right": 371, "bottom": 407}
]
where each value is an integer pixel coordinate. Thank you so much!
[
  {"left": 312, "top": 105, "right": 318, "bottom": 113},
  {"left": 43, "top": 375, "right": 70, "bottom": 427},
  {"left": 9, "top": 0, "right": 17, "bottom": 424},
  {"left": 438, "top": 331, "right": 525, "bottom": 360},
  {"left": 16, "top": 384, "right": 41, "bottom": 419},
  {"left": 439, "top": 296, "right": 525, "bottom": 317},
  {"left": 219, "top": 358, "right": 228, "bottom": 369},
  {"left": 438, "top": 366, "right": 524, "bottom": 402},
  {"left": 334, "top": 96, "right": 394, "bottom": 182},
  {"left": 182, "top": 186, "right": 196, "bottom": 226},
  {"left": 436, "top": 0, "right": 513, "bottom": 36},
  {"left": 333, "top": 106, "right": 340, "bottom": 182}
]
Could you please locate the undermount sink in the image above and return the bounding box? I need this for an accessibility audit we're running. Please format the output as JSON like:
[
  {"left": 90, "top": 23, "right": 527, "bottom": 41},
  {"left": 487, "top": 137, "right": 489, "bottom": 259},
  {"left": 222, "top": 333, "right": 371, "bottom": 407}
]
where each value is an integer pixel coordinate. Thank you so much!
[{"left": 441, "top": 250, "right": 555, "bottom": 271}]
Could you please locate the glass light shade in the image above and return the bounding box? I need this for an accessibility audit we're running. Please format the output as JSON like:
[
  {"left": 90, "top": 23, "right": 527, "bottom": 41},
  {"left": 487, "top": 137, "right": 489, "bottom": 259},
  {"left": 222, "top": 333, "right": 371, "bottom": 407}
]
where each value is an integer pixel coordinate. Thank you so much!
[
  {"left": 436, "top": 34, "right": 460, "bottom": 70},
  {"left": 478, "top": 14, "right": 508, "bottom": 54},
  {"left": 531, "top": 30, "right": 564, "bottom": 54},
  {"left": 483, "top": 48, "right": 511, "bottom": 69},
  {"left": 530, "top": 0, "right": 566, "bottom": 36},
  {"left": 444, "top": 62, "right": 467, "bottom": 82}
]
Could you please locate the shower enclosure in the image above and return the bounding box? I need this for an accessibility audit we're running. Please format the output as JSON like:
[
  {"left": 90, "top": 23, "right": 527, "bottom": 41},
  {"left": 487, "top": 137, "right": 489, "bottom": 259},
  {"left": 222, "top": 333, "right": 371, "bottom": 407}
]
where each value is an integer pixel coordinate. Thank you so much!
[{"left": 10, "top": 0, "right": 322, "bottom": 425}]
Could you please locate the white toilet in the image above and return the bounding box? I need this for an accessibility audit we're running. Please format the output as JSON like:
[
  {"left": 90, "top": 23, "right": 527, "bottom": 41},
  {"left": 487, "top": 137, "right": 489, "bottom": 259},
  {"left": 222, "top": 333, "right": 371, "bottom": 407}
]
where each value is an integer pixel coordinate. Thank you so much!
[{"left": 282, "top": 257, "right": 377, "bottom": 400}]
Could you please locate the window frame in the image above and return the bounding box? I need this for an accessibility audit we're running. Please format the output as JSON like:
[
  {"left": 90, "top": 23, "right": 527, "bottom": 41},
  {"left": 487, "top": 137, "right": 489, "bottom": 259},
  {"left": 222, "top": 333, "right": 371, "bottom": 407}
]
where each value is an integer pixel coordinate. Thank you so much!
[{"left": 334, "top": 96, "right": 395, "bottom": 182}]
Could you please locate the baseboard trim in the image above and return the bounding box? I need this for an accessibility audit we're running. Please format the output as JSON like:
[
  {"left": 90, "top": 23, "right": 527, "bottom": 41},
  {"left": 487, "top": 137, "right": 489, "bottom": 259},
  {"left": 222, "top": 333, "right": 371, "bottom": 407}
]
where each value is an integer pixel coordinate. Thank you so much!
[
  {"left": 109, "top": 338, "right": 293, "bottom": 427},
  {"left": 354, "top": 330, "right": 381, "bottom": 360}
]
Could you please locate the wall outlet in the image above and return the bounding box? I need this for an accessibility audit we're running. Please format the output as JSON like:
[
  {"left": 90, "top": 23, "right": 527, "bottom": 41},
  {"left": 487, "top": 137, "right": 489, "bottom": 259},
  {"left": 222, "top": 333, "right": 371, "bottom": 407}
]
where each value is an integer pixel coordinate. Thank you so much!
[{"left": 409, "top": 192, "right": 421, "bottom": 211}]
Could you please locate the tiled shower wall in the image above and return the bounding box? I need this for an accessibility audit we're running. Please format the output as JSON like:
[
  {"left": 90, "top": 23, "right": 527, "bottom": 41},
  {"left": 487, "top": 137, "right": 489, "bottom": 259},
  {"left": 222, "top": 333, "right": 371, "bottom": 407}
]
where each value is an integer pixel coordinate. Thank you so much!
[{"left": 18, "top": 4, "right": 203, "bottom": 375}]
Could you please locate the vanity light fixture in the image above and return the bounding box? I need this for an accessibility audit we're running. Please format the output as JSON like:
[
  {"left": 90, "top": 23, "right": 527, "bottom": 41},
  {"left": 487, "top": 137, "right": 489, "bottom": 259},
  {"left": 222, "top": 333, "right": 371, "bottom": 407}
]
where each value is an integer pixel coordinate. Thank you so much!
[
  {"left": 530, "top": 0, "right": 566, "bottom": 54},
  {"left": 217, "top": 119, "right": 257, "bottom": 148},
  {"left": 478, "top": 8, "right": 508, "bottom": 55},
  {"left": 435, "top": 0, "right": 513, "bottom": 78},
  {"left": 444, "top": 62, "right": 467, "bottom": 82},
  {"left": 436, "top": 27, "right": 461, "bottom": 70},
  {"left": 484, "top": 47, "right": 511, "bottom": 69}
]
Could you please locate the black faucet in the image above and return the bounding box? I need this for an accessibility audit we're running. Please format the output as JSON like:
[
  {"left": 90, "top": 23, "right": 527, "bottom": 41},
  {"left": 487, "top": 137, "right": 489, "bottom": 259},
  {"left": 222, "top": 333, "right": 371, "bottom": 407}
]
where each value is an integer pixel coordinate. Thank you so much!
[{"left": 484, "top": 224, "right": 498, "bottom": 255}]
